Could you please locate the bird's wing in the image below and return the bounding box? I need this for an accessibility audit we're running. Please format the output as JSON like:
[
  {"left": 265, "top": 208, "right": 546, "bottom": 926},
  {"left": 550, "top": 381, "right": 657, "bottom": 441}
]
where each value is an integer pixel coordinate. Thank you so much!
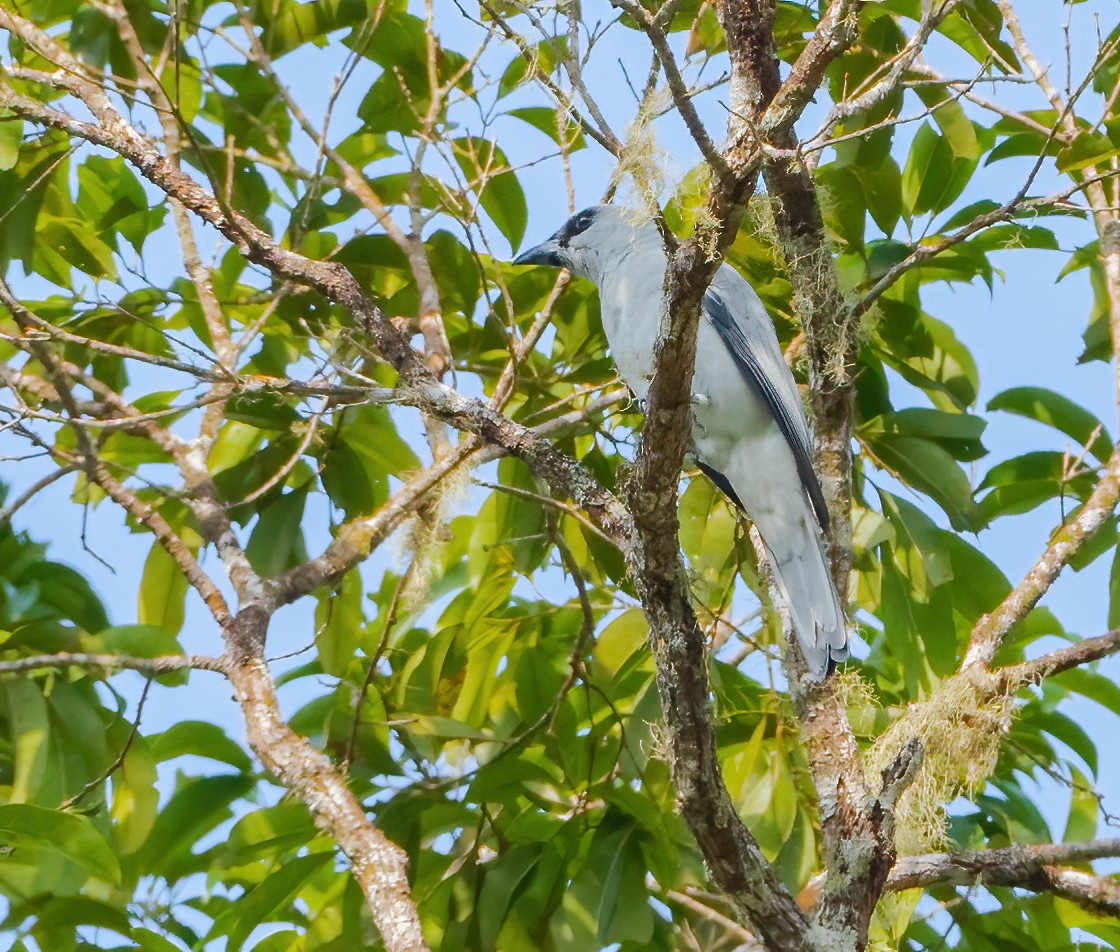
[{"left": 703, "top": 276, "right": 830, "bottom": 533}]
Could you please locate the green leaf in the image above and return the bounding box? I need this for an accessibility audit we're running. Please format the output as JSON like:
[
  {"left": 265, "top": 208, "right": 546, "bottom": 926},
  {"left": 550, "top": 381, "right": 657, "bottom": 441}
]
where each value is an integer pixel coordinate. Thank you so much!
[
  {"left": 865, "top": 241, "right": 911, "bottom": 285},
  {"left": 222, "top": 803, "right": 318, "bottom": 866},
  {"left": 452, "top": 137, "right": 527, "bottom": 250},
  {"left": 426, "top": 229, "right": 481, "bottom": 315},
  {"left": 1056, "top": 130, "right": 1120, "bottom": 173},
  {"left": 207, "top": 851, "right": 334, "bottom": 951},
  {"left": 321, "top": 405, "right": 420, "bottom": 518},
  {"left": 507, "top": 107, "right": 586, "bottom": 151},
  {"left": 864, "top": 433, "right": 985, "bottom": 531},
  {"left": 332, "top": 130, "right": 398, "bottom": 169},
  {"left": 1110, "top": 546, "right": 1120, "bottom": 630},
  {"left": 138, "top": 540, "right": 190, "bottom": 637},
  {"left": 467, "top": 460, "right": 549, "bottom": 577},
  {"left": 988, "top": 387, "right": 1113, "bottom": 462},
  {"left": 0, "top": 117, "right": 23, "bottom": 172},
  {"left": 938, "top": 4, "right": 1019, "bottom": 72},
  {"left": 97, "top": 623, "right": 183, "bottom": 658},
  {"left": 985, "top": 130, "right": 1055, "bottom": 165},
  {"left": 1054, "top": 668, "right": 1120, "bottom": 718},
  {"left": 875, "top": 309, "right": 979, "bottom": 411},
  {"left": 159, "top": 59, "right": 202, "bottom": 123},
  {"left": 902, "top": 121, "right": 978, "bottom": 217},
  {"left": 944, "top": 533, "right": 1011, "bottom": 625},
  {"left": 874, "top": 557, "right": 957, "bottom": 690},
  {"left": 0, "top": 804, "right": 120, "bottom": 884},
  {"left": 106, "top": 736, "right": 160, "bottom": 856},
  {"left": 478, "top": 845, "right": 540, "bottom": 949},
  {"left": 878, "top": 491, "right": 954, "bottom": 591},
  {"left": 262, "top": 0, "right": 372, "bottom": 57},
  {"left": 135, "top": 774, "right": 254, "bottom": 878},
  {"left": 1063, "top": 766, "right": 1099, "bottom": 843},
  {"left": 39, "top": 216, "right": 118, "bottom": 280},
  {"left": 854, "top": 155, "right": 902, "bottom": 236},
  {"left": 739, "top": 744, "right": 799, "bottom": 858},
  {"left": 95, "top": 624, "right": 187, "bottom": 686},
  {"left": 859, "top": 407, "right": 987, "bottom": 461},
  {"left": 967, "top": 223, "right": 1059, "bottom": 253},
  {"left": 245, "top": 489, "right": 309, "bottom": 577},
  {"left": 917, "top": 88, "right": 983, "bottom": 160},
  {"left": 497, "top": 38, "right": 566, "bottom": 96},
  {"left": 21, "top": 560, "right": 108, "bottom": 633},
  {"left": 133, "top": 928, "right": 183, "bottom": 952},
  {"left": 0, "top": 133, "right": 71, "bottom": 275},
  {"left": 911, "top": 243, "right": 994, "bottom": 291},
  {"left": 979, "top": 451, "right": 1096, "bottom": 520},
  {"left": 940, "top": 198, "right": 1001, "bottom": 230},
  {"left": 3, "top": 679, "right": 52, "bottom": 805},
  {"left": 817, "top": 163, "right": 865, "bottom": 249},
  {"left": 76, "top": 156, "right": 154, "bottom": 253},
  {"left": 315, "top": 569, "right": 364, "bottom": 679},
  {"left": 358, "top": 69, "right": 424, "bottom": 133},
  {"left": 320, "top": 443, "right": 385, "bottom": 518},
  {"left": 250, "top": 932, "right": 301, "bottom": 952},
  {"left": 149, "top": 721, "right": 253, "bottom": 772},
  {"left": 592, "top": 608, "right": 649, "bottom": 687},
  {"left": 1031, "top": 710, "right": 1098, "bottom": 776},
  {"left": 576, "top": 816, "right": 654, "bottom": 944},
  {"left": 28, "top": 896, "right": 133, "bottom": 947}
]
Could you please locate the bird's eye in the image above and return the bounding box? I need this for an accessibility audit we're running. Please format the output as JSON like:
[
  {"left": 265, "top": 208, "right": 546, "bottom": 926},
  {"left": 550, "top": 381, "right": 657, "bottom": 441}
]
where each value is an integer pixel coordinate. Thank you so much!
[{"left": 574, "top": 212, "right": 593, "bottom": 231}]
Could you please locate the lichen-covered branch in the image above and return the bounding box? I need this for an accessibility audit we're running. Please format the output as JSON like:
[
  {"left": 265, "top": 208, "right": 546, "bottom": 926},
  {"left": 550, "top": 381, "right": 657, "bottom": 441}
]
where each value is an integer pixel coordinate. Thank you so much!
[
  {"left": 226, "top": 638, "right": 428, "bottom": 952},
  {"left": 998, "top": 626, "right": 1120, "bottom": 686},
  {"left": 0, "top": 652, "right": 225, "bottom": 676},
  {"left": 888, "top": 839, "right": 1120, "bottom": 920},
  {"left": 612, "top": 0, "right": 908, "bottom": 946}
]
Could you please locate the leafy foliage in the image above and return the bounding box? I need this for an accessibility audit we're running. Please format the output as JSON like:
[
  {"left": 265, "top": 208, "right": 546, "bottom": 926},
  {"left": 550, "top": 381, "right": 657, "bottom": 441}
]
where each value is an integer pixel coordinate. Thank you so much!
[{"left": 0, "top": 0, "right": 1117, "bottom": 949}]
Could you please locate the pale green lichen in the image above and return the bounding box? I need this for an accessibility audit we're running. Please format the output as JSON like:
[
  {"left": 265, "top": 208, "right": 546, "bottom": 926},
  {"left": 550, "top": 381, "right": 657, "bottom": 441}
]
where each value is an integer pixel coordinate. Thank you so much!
[
  {"left": 610, "top": 88, "right": 673, "bottom": 221},
  {"left": 397, "top": 461, "right": 469, "bottom": 608},
  {"left": 829, "top": 666, "right": 880, "bottom": 713},
  {"left": 864, "top": 675, "right": 1015, "bottom": 855},
  {"left": 805, "top": 920, "right": 859, "bottom": 952}
]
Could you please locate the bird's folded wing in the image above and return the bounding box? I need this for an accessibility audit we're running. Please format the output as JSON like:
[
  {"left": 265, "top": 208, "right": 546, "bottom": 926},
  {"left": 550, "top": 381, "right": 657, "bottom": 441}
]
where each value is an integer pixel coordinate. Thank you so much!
[{"left": 703, "top": 284, "right": 831, "bottom": 534}]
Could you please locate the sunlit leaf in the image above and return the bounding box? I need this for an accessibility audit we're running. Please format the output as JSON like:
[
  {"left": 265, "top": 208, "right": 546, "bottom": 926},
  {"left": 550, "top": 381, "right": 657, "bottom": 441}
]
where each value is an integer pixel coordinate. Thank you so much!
[{"left": 0, "top": 804, "right": 120, "bottom": 884}]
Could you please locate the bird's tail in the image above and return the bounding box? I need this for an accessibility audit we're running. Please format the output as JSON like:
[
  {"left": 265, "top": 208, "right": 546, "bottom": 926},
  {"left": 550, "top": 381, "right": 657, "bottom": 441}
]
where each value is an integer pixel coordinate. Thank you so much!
[{"left": 761, "top": 510, "right": 848, "bottom": 679}]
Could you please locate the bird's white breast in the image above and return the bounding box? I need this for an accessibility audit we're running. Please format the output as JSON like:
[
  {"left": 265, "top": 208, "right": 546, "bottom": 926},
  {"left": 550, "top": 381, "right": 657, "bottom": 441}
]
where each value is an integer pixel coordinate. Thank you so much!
[{"left": 598, "top": 272, "right": 662, "bottom": 400}]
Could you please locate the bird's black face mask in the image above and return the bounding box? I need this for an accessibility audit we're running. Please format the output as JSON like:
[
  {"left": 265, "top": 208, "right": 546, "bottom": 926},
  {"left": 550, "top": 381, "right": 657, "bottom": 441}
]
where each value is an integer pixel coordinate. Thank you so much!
[{"left": 513, "top": 207, "right": 601, "bottom": 269}]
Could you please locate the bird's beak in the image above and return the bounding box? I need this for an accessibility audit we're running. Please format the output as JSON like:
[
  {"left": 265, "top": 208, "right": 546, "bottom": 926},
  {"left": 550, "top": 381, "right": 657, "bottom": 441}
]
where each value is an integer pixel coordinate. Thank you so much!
[{"left": 513, "top": 238, "right": 564, "bottom": 268}]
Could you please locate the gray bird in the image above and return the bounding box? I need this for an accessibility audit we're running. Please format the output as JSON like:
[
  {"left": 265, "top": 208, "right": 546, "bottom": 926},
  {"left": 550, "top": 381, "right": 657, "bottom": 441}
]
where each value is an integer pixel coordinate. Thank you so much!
[{"left": 514, "top": 205, "right": 847, "bottom": 677}]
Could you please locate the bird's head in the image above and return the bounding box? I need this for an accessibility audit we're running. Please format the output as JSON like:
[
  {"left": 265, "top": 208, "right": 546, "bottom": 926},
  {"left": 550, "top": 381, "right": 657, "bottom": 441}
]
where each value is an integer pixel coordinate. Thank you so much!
[{"left": 513, "top": 205, "right": 638, "bottom": 282}]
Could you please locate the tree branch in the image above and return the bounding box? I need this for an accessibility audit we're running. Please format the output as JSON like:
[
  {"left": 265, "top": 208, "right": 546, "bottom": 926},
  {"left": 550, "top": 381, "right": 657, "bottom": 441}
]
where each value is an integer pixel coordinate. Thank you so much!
[
  {"left": 997, "top": 626, "right": 1120, "bottom": 686},
  {"left": 810, "top": 0, "right": 964, "bottom": 141},
  {"left": 0, "top": 652, "right": 225, "bottom": 676},
  {"left": 276, "top": 389, "right": 628, "bottom": 604},
  {"left": 226, "top": 644, "right": 427, "bottom": 952},
  {"left": 963, "top": 445, "right": 1120, "bottom": 670},
  {"left": 0, "top": 67, "right": 630, "bottom": 579},
  {"left": 608, "top": 0, "right": 729, "bottom": 178},
  {"left": 888, "top": 839, "right": 1120, "bottom": 920}
]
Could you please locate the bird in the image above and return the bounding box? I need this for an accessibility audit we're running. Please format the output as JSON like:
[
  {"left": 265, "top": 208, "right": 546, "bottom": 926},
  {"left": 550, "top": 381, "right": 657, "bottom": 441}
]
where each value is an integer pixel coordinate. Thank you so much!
[{"left": 513, "top": 204, "right": 847, "bottom": 678}]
